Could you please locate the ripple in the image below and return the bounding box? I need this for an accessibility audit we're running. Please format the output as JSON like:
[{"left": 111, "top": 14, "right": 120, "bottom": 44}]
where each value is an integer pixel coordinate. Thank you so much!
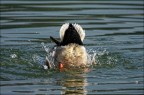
[{"left": 0, "top": 0, "right": 143, "bottom": 94}]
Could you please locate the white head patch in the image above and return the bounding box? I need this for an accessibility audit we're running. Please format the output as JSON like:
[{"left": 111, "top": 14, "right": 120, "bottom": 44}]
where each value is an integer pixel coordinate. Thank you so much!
[{"left": 59, "top": 23, "right": 85, "bottom": 41}]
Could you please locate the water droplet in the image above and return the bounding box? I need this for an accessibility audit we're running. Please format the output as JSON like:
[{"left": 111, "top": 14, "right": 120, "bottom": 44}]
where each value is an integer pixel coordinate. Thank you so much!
[
  {"left": 43, "top": 65, "right": 48, "bottom": 70},
  {"left": 135, "top": 81, "right": 139, "bottom": 84},
  {"left": 10, "top": 54, "right": 17, "bottom": 58}
]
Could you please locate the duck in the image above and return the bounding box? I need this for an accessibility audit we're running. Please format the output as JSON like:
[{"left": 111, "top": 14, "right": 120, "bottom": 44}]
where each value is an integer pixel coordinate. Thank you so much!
[{"left": 45, "top": 23, "right": 95, "bottom": 70}]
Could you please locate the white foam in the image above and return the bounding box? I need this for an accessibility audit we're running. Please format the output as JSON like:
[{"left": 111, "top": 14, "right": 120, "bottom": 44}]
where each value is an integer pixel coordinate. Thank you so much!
[{"left": 10, "top": 54, "right": 17, "bottom": 58}]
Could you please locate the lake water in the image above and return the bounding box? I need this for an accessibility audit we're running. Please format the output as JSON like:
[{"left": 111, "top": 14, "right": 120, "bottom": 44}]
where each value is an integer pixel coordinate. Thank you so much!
[{"left": 0, "top": 0, "right": 144, "bottom": 94}]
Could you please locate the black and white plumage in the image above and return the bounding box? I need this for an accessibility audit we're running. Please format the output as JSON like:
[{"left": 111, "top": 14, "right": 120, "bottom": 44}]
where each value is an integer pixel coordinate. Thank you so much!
[
  {"left": 47, "top": 23, "right": 89, "bottom": 69},
  {"left": 50, "top": 23, "right": 85, "bottom": 46}
]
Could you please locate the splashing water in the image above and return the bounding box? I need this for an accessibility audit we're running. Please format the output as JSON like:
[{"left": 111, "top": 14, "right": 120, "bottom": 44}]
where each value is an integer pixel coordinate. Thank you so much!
[
  {"left": 32, "top": 43, "right": 56, "bottom": 69},
  {"left": 32, "top": 43, "right": 118, "bottom": 70},
  {"left": 10, "top": 54, "right": 17, "bottom": 59}
]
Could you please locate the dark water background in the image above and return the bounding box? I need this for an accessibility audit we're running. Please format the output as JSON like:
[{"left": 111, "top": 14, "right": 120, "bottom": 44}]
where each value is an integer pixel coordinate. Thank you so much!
[{"left": 0, "top": 0, "right": 144, "bottom": 94}]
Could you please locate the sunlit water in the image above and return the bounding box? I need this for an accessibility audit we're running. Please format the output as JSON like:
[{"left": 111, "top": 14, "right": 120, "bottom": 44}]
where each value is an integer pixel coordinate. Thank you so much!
[{"left": 0, "top": 0, "right": 144, "bottom": 94}]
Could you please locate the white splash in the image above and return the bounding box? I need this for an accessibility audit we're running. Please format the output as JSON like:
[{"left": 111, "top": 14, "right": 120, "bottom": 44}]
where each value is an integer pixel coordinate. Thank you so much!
[
  {"left": 10, "top": 54, "right": 17, "bottom": 58},
  {"left": 41, "top": 42, "right": 49, "bottom": 53},
  {"left": 40, "top": 43, "right": 97, "bottom": 69},
  {"left": 33, "top": 43, "right": 116, "bottom": 70}
]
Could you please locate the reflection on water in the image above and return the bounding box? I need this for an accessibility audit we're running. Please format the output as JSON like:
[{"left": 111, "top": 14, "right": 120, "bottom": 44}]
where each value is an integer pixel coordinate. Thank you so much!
[
  {"left": 62, "top": 77, "right": 87, "bottom": 94},
  {"left": 1, "top": 75, "right": 88, "bottom": 95},
  {"left": 0, "top": 0, "right": 144, "bottom": 94}
]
